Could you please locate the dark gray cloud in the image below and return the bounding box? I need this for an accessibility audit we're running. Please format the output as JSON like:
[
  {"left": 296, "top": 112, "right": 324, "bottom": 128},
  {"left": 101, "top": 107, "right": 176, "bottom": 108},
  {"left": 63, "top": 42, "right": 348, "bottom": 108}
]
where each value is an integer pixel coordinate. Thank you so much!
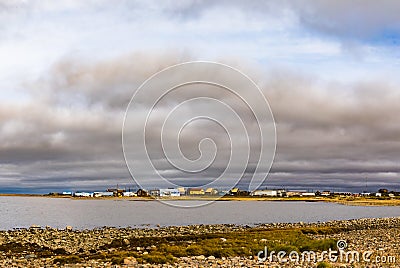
[
  {"left": 0, "top": 52, "right": 399, "bottom": 193},
  {"left": 292, "top": 0, "right": 400, "bottom": 41},
  {"left": 181, "top": 0, "right": 400, "bottom": 41}
]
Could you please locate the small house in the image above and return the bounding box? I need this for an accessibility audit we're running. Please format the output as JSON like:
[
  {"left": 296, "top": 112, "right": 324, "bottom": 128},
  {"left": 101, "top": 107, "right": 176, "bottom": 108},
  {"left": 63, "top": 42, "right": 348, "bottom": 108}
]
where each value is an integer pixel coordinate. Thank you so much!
[
  {"left": 136, "top": 189, "right": 149, "bottom": 197},
  {"left": 159, "top": 188, "right": 180, "bottom": 197},
  {"left": 205, "top": 188, "right": 219, "bottom": 195},
  {"left": 301, "top": 192, "right": 315, "bottom": 197},
  {"left": 74, "top": 192, "right": 93, "bottom": 197},
  {"left": 123, "top": 192, "right": 137, "bottom": 197},
  {"left": 93, "top": 191, "right": 114, "bottom": 197},
  {"left": 188, "top": 188, "right": 205, "bottom": 195},
  {"left": 286, "top": 191, "right": 302, "bottom": 197},
  {"left": 177, "top": 187, "right": 186, "bottom": 196},
  {"left": 251, "top": 189, "right": 277, "bottom": 197},
  {"left": 321, "top": 191, "right": 331, "bottom": 196},
  {"left": 149, "top": 189, "right": 160, "bottom": 197},
  {"left": 229, "top": 188, "right": 240, "bottom": 196}
]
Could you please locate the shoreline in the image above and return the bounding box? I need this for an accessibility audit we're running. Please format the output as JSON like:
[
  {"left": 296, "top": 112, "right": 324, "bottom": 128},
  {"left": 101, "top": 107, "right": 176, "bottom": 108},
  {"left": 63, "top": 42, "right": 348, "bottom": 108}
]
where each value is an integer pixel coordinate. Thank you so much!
[
  {"left": 1, "top": 193, "right": 400, "bottom": 206},
  {"left": 1, "top": 217, "right": 399, "bottom": 267}
]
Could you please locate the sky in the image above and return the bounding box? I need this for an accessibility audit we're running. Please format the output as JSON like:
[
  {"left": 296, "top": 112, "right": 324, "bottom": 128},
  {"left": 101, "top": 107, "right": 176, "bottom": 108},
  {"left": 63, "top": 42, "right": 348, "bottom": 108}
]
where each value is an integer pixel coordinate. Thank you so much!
[{"left": 1, "top": 0, "right": 400, "bottom": 193}]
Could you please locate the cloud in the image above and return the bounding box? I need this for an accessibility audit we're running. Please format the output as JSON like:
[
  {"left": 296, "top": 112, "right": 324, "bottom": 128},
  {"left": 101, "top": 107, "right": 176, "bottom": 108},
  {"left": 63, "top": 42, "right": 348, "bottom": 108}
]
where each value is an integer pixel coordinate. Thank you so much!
[
  {"left": 291, "top": 0, "right": 400, "bottom": 41},
  {"left": 159, "top": 0, "right": 400, "bottom": 42},
  {"left": 1, "top": 1, "right": 400, "bottom": 193},
  {"left": 0, "top": 50, "right": 399, "bottom": 192}
]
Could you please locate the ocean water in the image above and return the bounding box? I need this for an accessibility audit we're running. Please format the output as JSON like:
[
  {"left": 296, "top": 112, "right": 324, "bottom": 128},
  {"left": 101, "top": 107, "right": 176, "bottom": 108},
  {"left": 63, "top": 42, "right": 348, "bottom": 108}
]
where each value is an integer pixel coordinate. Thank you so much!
[{"left": 0, "top": 196, "right": 399, "bottom": 230}]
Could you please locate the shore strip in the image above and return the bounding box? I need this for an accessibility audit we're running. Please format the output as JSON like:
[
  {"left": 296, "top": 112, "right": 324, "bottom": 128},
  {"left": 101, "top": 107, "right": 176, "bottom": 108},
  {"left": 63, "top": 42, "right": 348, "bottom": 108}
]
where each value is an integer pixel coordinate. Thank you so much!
[
  {"left": 1, "top": 217, "right": 399, "bottom": 267},
  {"left": 2, "top": 193, "right": 400, "bottom": 206}
]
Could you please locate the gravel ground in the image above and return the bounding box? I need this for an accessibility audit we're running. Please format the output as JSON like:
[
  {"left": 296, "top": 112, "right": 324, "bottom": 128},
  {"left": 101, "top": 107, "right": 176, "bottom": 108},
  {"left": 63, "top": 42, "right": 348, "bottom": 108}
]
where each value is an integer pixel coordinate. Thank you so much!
[{"left": 0, "top": 217, "right": 399, "bottom": 267}]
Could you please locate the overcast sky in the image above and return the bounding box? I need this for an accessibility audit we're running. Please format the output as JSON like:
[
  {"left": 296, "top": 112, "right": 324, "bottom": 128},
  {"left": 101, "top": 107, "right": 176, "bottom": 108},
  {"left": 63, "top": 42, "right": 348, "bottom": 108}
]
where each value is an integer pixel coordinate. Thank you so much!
[{"left": 1, "top": 0, "right": 400, "bottom": 193}]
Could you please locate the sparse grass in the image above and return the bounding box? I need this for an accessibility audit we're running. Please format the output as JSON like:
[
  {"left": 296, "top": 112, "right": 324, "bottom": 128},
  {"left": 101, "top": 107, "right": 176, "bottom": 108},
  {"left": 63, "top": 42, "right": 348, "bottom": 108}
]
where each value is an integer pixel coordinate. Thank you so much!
[
  {"left": 316, "top": 261, "right": 332, "bottom": 268},
  {"left": 110, "top": 256, "right": 125, "bottom": 264},
  {"left": 300, "top": 226, "right": 345, "bottom": 235},
  {"left": 142, "top": 253, "right": 174, "bottom": 264},
  {"left": 91, "top": 227, "right": 340, "bottom": 264},
  {"left": 3, "top": 226, "right": 343, "bottom": 265}
]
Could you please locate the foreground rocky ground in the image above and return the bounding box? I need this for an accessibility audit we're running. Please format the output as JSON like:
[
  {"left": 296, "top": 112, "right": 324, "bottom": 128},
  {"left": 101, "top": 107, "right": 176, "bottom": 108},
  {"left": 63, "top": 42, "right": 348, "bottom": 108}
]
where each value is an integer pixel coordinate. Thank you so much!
[{"left": 0, "top": 218, "right": 399, "bottom": 267}]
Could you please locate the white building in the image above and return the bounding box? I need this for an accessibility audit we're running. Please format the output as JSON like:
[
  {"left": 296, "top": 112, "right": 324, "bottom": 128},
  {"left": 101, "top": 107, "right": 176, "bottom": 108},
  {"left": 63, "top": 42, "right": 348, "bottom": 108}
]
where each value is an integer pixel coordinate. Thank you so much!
[
  {"left": 251, "top": 189, "right": 277, "bottom": 197},
  {"left": 123, "top": 192, "right": 137, "bottom": 197},
  {"left": 301, "top": 192, "right": 316, "bottom": 197},
  {"left": 321, "top": 191, "right": 331, "bottom": 196},
  {"left": 93, "top": 192, "right": 114, "bottom": 197},
  {"left": 74, "top": 192, "right": 93, "bottom": 197},
  {"left": 159, "top": 188, "right": 180, "bottom": 197}
]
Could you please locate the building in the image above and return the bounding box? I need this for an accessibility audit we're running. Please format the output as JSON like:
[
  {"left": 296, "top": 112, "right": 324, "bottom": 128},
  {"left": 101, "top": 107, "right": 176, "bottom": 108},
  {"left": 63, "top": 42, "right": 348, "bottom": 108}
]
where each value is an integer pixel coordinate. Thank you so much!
[
  {"left": 320, "top": 191, "right": 331, "bottom": 196},
  {"left": 286, "top": 191, "right": 303, "bottom": 197},
  {"left": 251, "top": 189, "right": 277, "bottom": 197},
  {"left": 74, "top": 192, "right": 93, "bottom": 197},
  {"left": 205, "top": 188, "right": 219, "bottom": 195},
  {"left": 228, "top": 188, "right": 249, "bottom": 196},
  {"left": 378, "top": 189, "right": 389, "bottom": 195},
  {"left": 301, "top": 192, "right": 316, "bottom": 197},
  {"left": 93, "top": 192, "right": 114, "bottom": 197},
  {"left": 62, "top": 191, "right": 72, "bottom": 196},
  {"left": 391, "top": 191, "right": 400, "bottom": 196},
  {"left": 149, "top": 189, "right": 160, "bottom": 197},
  {"left": 159, "top": 188, "right": 180, "bottom": 197},
  {"left": 107, "top": 188, "right": 118, "bottom": 193},
  {"left": 287, "top": 190, "right": 316, "bottom": 197},
  {"left": 276, "top": 189, "right": 286, "bottom": 197},
  {"left": 177, "top": 187, "right": 186, "bottom": 196},
  {"left": 106, "top": 188, "right": 125, "bottom": 197},
  {"left": 229, "top": 188, "right": 240, "bottom": 196},
  {"left": 187, "top": 188, "right": 205, "bottom": 195},
  {"left": 123, "top": 192, "right": 137, "bottom": 197},
  {"left": 136, "top": 189, "right": 148, "bottom": 197}
]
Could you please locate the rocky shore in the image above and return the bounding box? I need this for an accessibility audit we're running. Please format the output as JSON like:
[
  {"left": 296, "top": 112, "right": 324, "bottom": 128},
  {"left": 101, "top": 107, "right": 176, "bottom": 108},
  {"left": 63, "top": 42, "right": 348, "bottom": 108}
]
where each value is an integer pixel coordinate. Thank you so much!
[{"left": 0, "top": 217, "right": 399, "bottom": 267}]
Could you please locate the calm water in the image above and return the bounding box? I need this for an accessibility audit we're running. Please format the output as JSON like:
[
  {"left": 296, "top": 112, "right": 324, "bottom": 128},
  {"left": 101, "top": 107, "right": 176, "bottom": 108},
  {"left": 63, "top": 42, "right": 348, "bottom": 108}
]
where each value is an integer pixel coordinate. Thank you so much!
[{"left": 1, "top": 197, "right": 399, "bottom": 230}]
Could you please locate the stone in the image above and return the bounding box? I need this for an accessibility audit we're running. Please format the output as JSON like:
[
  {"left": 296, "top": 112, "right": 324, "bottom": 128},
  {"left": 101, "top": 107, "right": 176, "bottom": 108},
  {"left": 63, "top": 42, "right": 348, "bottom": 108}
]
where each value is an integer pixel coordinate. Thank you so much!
[
  {"left": 124, "top": 257, "right": 137, "bottom": 265},
  {"left": 0, "top": 217, "right": 399, "bottom": 267},
  {"left": 24, "top": 254, "right": 36, "bottom": 259}
]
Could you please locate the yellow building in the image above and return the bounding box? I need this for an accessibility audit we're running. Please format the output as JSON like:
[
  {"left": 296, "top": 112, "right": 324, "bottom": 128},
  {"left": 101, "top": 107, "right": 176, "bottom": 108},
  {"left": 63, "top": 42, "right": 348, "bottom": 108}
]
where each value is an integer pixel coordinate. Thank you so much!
[
  {"left": 205, "top": 188, "right": 219, "bottom": 195},
  {"left": 188, "top": 188, "right": 205, "bottom": 195}
]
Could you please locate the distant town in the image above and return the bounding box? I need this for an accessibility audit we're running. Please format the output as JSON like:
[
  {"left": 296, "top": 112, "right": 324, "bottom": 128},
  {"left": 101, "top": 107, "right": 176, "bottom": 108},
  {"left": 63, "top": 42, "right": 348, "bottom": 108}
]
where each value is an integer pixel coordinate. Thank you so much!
[{"left": 48, "top": 187, "right": 400, "bottom": 199}]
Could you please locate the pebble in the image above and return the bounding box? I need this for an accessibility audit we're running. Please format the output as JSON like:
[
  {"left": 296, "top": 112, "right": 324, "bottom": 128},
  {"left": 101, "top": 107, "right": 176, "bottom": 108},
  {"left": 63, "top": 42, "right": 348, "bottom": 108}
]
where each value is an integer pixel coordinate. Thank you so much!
[{"left": 0, "top": 217, "right": 399, "bottom": 267}]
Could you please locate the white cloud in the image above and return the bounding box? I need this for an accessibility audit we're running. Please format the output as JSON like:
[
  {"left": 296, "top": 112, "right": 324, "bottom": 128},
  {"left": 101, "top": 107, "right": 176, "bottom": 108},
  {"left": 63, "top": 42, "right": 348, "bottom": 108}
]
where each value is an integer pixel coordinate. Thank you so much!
[{"left": 1, "top": 1, "right": 400, "bottom": 192}]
